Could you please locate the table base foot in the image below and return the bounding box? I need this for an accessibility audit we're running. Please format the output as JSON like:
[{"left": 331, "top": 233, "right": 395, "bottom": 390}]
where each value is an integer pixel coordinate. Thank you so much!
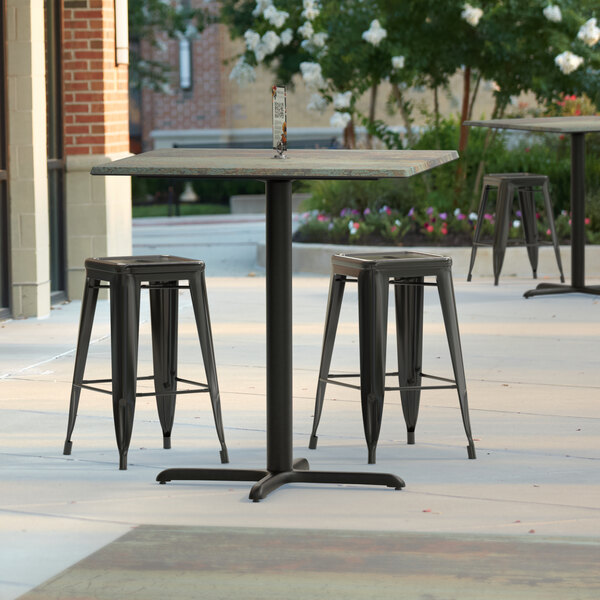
[
  {"left": 156, "top": 461, "right": 405, "bottom": 502},
  {"left": 156, "top": 468, "right": 268, "bottom": 484},
  {"left": 524, "top": 283, "right": 600, "bottom": 298},
  {"left": 249, "top": 466, "right": 405, "bottom": 502}
]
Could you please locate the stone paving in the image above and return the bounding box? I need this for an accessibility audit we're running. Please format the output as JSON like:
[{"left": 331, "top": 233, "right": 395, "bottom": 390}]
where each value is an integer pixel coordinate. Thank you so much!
[{"left": 1, "top": 215, "right": 599, "bottom": 599}]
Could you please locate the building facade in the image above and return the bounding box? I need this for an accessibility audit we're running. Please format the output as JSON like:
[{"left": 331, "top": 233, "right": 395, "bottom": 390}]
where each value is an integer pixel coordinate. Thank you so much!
[{"left": 1, "top": 0, "right": 132, "bottom": 319}]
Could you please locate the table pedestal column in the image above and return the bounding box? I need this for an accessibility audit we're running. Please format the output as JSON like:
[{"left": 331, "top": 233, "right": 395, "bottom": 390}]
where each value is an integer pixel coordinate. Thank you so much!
[
  {"left": 156, "top": 179, "right": 405, "bottom": 501},
  {"left": 524, "top": 133, "right": 600, "bottom": 297}
]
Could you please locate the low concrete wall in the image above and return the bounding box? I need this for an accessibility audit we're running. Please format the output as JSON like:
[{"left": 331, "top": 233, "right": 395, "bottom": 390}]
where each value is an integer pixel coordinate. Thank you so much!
[
  {"left": 230, "top": 193, "right": 311, "bottom": 215},
  {"left": 257, "top": 242, "right": 600, "bottom": 279}
]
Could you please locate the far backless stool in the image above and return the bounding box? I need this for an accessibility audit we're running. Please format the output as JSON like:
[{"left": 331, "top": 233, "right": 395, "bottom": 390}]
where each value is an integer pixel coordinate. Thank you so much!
[
  {"left": 467, "top": 173, "right": 565, "bottom": 285},
  {"left": 309, "top": 251, "right": 476, "bottom": 464},
  {"left": 63, "top": 255, "right": 229, "bottom": 469}
]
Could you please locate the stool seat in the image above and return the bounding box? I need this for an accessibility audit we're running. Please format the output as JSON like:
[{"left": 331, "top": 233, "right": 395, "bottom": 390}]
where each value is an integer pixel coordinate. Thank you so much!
[
  {"left": 309, "top": 250, "right": 476, "bottom": 463},
  {"left": 468, "top": 173, "right": 565, "bottom": 285},
  {"left": 63, "top": 255, "right": 229, "bottom": 469},
  {"left": 483, "top": 173, "right": 549, "bottom": 187},
  {"left": 85, "top": 255, "right": 205, "bottom": 276},
  {"left": 332, "top": 251, "right": 452, "bottom": 276}
]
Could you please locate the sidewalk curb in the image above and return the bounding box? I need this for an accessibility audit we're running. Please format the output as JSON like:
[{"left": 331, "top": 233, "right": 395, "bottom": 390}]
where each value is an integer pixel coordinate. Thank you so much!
[{"left": 257, "top": 242, "right": 600, "bottom": 279}]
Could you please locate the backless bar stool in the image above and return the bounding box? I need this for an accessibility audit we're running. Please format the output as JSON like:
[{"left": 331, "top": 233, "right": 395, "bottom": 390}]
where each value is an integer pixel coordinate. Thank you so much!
[
  {"left": 63, "top": 255, "right": 229, "bottom": 469},
  {"left": 467, "top": 173, "right": 565, "bottom": 285},
  {"left": 309, "top": 251, "right": 476, "bottom": 464}
]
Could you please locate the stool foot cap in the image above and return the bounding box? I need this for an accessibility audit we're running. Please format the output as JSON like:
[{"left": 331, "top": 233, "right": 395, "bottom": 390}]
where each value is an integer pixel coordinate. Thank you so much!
[
  {"left": 119, "top": 455, "right": 128, "bottom": 470},
  {"left": 533, "top": 271, "right": 537, "bottom": 280},
  {"left": 467, "top": 443, "right": 477, "bottom": 459},
  {"left": 63, "top": 441, "right": 72, "bottom": 455},
  {"left": 466, "top": 274, "right": 472, "bottom": 282},
  {"left": 560, "top": 275, "right": 565, "bottom": 283},
  {"left": 308, "top": 434, "right": 318, "bottom": 450},
  {"left": 220, "top": 448, "right": 229, "bottom": 464},
  {"left": 368, "top": 448, "right": 376, "bottom": 464},
  {"left": 407, "top": 431, "right": 415, "bottom": 445},
  {"left": 163, "top": 436, "right": 171, "bottom": 450}
]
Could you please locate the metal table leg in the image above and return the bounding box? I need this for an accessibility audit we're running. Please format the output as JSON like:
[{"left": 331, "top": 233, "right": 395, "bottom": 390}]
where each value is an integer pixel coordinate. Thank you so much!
[
  {"left": 525, "top": 133, "right": 600, "bottom": 298},
  {"left": 156, "top": 179, "right": 405, "bottom": 500}
]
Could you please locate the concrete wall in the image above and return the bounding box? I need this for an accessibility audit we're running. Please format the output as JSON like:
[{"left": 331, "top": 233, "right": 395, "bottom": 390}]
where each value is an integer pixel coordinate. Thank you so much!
[{"left": 6, "top": 0, "right": 50, "bottom": 318}]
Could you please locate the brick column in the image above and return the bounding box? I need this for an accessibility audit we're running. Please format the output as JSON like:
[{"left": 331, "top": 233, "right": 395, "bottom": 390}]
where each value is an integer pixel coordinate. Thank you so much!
[
  {"left": 5, "top": 0, "right": 50, "bottom": 318},
  {"left": 63, "top": 0, "right": 132, "bottom": 298}
]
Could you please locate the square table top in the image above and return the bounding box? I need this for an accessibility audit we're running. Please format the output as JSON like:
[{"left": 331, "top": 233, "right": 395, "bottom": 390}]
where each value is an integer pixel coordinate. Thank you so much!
[
  {"left": 90, "top": 148, "right": 458, "bottom": 180},
  {"left": 464, "top": 116, "right": 600, "bottom": 134}
]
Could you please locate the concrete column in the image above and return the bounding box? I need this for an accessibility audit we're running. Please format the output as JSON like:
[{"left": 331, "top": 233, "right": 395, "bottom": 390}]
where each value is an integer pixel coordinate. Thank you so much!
[
  {"left": 63, "top": 0, "right": 132, "bottom": 300},
  {"left": 65, "top": 154, "right": 132, "bottom": 298},
  {"left": 5, "top": 0, "right": 50, "bottom": 318}
]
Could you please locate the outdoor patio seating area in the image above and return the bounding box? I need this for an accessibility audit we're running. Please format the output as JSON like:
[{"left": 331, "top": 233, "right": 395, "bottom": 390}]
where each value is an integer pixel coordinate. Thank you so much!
[
  {"left": 2, "top": 1, "right": 600, "bottom": 598},
  {"left": 1, "top": 215, "right": 599, "bottom": 598}
]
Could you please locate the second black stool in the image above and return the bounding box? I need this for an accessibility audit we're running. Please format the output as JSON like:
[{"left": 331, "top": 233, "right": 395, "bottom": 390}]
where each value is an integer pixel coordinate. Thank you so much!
[
  {"left": 63, "top": 255, "right": 229, "bottom": 469},
  {"left": 467, "top": 173, "right": 565, "bottom": 285},
  {"left": 309, "top": 251, "right": 476, "bottom": 464}
]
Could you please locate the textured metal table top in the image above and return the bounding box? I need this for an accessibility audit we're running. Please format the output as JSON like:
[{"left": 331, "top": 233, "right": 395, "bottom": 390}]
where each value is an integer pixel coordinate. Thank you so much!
[
  {"left": 91, "top": 148, "right": 459, "bottom": 180},
  {"left": 464, "top": 116, "right": 600, "bottom": 134}
]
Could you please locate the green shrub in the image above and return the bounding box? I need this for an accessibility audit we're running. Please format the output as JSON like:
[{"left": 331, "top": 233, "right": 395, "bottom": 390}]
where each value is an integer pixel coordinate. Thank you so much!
[
  {"left": 132, "top": 177, "right": 265, "bottom": 205},
  {"left": 295, "top": 119, "right": 600, "bottom": 246}
]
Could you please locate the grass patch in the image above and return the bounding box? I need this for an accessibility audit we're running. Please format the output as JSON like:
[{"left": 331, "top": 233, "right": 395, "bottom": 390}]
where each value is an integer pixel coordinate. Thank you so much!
[{"left": 132, "top": 203, "right": 230, "bottom": 218}]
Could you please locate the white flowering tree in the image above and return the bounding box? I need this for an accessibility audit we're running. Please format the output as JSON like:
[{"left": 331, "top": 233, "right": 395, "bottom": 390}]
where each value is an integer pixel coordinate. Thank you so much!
[
  {"left": 222, "top": 0, "right": 409, "bottom": 147},
  {"left": 221, "top": 0, "right": 600, "bottom": 151},
  {"left": 381, "top": 0, "right": 599, "bottom": 157}
]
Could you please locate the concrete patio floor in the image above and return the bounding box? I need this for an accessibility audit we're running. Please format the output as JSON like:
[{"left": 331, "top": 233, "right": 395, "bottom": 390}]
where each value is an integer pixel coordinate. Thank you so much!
[{"left": 1, "top": 215, "right": 599, "bottom": 599}]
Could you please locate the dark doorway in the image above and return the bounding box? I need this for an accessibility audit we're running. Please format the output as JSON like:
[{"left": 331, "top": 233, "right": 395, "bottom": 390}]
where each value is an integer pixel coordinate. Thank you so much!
[
  {"left": 46, "top": 0, "right": 67, "bottom": 301},
  {"left": 0, "top": 0, "right": 10, "bottom": 318}
]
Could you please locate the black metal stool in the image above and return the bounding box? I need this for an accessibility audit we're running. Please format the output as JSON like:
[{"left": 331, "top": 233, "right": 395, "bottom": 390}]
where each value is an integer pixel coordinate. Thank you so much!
[
  {"left": 63, "top": 255, "right": 229, "bottom": 469},
  {"left": 467, "top": 173, "right": 565, "bottom": 285},
  {"left": 309, "top": 251, "right": 476, "bottom": 464}
]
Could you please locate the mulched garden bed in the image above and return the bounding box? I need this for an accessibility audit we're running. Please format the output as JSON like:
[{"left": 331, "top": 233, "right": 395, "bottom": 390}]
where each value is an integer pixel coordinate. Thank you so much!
[{"left": 292, "top": 230, "right": 476, "bottom": 246}]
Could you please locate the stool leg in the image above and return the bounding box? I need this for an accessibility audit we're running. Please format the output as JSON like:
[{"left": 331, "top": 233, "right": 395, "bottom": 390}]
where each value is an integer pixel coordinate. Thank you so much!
[
  {"left": 542, "top": 180, "right": 566, "bottom": 283},
  {"left": 436, "top": 268, "right": 476, "bottom": 459},
  {"left": 63, "top": 277, "right": 100, "bottom": 455},
  {"left": 309, "top": 274, "right": 346, "bottom": 450},
  {"left": 467, "top": 185, "right": 491, "bottom": 282},
  {"left": 358, "top": 270, "right": 389, "bottom": 464},
  {"left": 518, "top": 186, "right": 539, "bottom": 279},
  {"left": 493, "top": 181, "right": 513, "bottom": 285},
  {"left": 394, "top": 277, "right": 424, "bottom": 445},
  {"left": 189, "top": 271, "right": 229, "bottom": 464},
  {"left": 150, "top": 281, "right": 178, "bottom": 450},
  {"left": 110, "top": 274, "right": 141, "bottom": 470}
]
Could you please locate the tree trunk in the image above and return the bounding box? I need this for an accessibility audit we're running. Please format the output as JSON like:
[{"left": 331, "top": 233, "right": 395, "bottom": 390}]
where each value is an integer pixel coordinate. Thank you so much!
[
  {"left": 367, "top": 83, "right": 378, "bottom": 148},
  {"left": 470, "top": 98, "right": 507, "bottom": 211},
  {"left": 433, "top": 85, "right": 440, "bottom": 148},
  {"left": 391, "top": 83, "right": 416, "bottom": 148},
  {"left": 344, "top": 119, "right": 356, "bottom": 149},
  {"left": 454, "top": 66, "right": 472, "bottom": 201},
  {"left": 458, "top": 66, "right": 471, "bottom": 154},
  {"left": 467, "top": 72, "right": 482, "bottom": 121}
]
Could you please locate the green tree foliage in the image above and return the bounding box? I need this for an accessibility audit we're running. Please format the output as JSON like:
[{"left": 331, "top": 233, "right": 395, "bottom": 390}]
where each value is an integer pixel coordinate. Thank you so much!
[{"left": 221, "top": 0, "right": 600, "bottom": 138}]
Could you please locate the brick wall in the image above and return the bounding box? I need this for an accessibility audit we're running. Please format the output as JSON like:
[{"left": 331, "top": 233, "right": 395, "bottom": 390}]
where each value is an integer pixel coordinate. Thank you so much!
[
  {"left": 63, "top": 0, "right": 129, "bottom": 156},
  {"left": 140, "top": 18, "right": 228, "bottom": 149}
]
